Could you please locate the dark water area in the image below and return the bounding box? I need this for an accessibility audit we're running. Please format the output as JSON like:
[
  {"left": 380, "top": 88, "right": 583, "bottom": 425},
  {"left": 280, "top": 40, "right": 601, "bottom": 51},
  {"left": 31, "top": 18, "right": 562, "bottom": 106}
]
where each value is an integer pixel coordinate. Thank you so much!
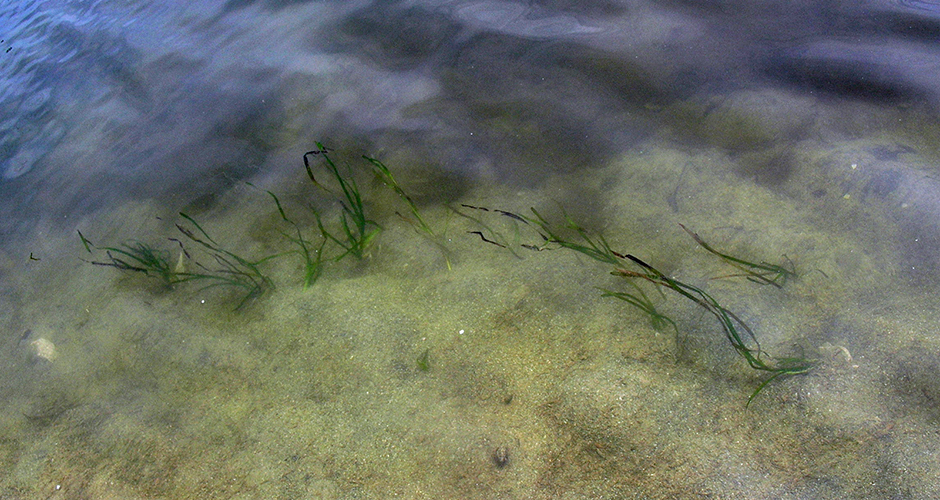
[
  {"left": 0, "top": 2, "right": 936, "bottom": 201},
  {"left": 3, "top": 1, "right": 940, "bottom": 498},
  {"left": 2, "top": 1, "right": 940, "bottom": 271}
]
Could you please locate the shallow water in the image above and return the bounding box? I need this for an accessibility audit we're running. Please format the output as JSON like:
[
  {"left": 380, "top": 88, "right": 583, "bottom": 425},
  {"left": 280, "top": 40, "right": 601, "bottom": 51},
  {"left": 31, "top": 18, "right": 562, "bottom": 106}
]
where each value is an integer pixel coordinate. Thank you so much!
[{"left": 3, "top": 1, "right": 940, "bottom": 498}]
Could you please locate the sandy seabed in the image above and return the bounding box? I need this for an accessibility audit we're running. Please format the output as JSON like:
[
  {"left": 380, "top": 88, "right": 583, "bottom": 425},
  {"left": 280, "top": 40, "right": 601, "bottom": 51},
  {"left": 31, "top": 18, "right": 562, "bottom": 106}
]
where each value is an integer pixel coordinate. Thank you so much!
[{"left": 2, "top": 92, "right": 940, "bottom": 500}]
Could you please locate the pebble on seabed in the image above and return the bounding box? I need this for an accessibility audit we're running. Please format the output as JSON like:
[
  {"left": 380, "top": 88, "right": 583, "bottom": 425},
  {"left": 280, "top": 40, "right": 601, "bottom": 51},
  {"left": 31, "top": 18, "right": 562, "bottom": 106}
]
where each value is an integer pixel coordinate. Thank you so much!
[
  {"left": 29, "top": 337, "right": 57, "bottom": 362},
  {"left": 492, "top": 446, "right": 510, "bottom": 468}
]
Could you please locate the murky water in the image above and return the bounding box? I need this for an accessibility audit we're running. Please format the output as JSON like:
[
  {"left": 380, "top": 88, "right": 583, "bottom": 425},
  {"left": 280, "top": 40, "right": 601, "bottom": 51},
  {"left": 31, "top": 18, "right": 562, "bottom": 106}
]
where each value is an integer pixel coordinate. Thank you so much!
[{"left": 2, "top": 1, "right": 940, "bottom": 498}]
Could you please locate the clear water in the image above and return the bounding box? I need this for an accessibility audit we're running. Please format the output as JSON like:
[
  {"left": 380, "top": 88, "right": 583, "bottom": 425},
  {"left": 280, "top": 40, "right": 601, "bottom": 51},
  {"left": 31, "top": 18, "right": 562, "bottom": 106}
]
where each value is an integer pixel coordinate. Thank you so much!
[{"left": 2, "top": 0, "right": 940, "bottom": 498}]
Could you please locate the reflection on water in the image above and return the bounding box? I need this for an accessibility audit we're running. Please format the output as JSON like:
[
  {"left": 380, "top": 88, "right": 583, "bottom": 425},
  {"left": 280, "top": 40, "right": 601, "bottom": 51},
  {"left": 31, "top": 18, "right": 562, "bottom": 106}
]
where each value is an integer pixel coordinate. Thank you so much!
[{"left": 2, "top": 0, "right": 940, "bottom": 498}]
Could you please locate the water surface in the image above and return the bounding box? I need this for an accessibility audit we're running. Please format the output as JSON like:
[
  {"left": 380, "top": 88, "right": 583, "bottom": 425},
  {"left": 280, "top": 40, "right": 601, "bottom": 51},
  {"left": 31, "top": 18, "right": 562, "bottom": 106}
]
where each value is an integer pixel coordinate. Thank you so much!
[{"left": 2, "top": 1, "right": 940, "bottom": 498}]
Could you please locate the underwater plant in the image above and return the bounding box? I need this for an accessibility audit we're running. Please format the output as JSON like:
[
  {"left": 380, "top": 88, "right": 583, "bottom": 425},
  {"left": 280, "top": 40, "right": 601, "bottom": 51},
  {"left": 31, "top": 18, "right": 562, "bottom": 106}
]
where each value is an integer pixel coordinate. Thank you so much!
[
  {"left": 79, "top": 212, "right": 276, "bottom": 309},
  {"left": 600, "top": 281, "right": 679, "bottom": 351},
  {"left": 174, "top": 213, "right": 276, "bottom": 308},
  {"left": 251, "top": 185, "right": 327, "bottom": 289},
  {"left": 456, "top": 204, "right": 526, "bottom": 259},
  {"left": 613, "top": 254, "right": 812, "bottom": 406},
  {"left": 416, "top": 348, "right": 431, "bottom": 372},
  {"left": 365, "top": 155, "right": 453, "bottom": 270},
  {"left": 303, "top": 144, "right": 453, "bottom": 268},
  {"left": 303, "top": 144, "right": 381, "bottom": 261},
  {"left": 679, "top": 223, "right": 795, "bottom": 288},
  {"left": 79, "top": 232, "right": 180, "bottom": 286},
  {"left": 80, "top": 144, "right": 454, "bottom": 306},
  {"left": 365, "top": 155, "right": 432, "bottom": 236},
  {"left": 464, "top": 205, "right": 814, "bottom": 405}
]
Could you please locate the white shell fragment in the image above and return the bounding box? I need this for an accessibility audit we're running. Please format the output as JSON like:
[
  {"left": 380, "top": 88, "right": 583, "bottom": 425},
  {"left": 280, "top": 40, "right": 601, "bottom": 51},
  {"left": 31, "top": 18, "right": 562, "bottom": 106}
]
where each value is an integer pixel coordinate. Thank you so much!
[{"left": 29, "top": 337, "right": 57, "bottom": 362}]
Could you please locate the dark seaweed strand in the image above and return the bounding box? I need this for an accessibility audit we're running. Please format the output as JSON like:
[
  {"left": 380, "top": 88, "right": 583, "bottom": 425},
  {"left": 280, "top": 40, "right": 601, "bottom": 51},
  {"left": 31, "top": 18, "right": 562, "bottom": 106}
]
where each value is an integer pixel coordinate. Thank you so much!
[{"left": 679, "top": 224, "right": 795, "bottom": 288}]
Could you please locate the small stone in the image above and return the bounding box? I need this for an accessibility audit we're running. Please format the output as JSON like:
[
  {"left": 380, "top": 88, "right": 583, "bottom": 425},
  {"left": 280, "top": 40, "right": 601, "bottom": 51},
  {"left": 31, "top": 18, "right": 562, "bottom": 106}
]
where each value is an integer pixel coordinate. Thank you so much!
[
  {"left": 492, "top": 446, "right": 510, "bottom": 468},
  {"left": 29, "top": 337, "right": 57, "bottom": 362}
]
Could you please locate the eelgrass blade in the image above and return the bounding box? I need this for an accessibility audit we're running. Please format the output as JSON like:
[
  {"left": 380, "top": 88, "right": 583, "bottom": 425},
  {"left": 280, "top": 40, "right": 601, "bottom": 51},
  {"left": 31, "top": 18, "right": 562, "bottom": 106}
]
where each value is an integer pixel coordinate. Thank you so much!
[
  {"left": 747, "top": 371, "right": 787, "bottom": 408},
  {"left": 461, "top": 204, "right": 626, "bottom": 264},
  {"left": 454, "top": 205, "right": 526, "bottom": 259},
  {"left": 302, "top": 145, "right": 332, "bottom": 189},
  {"left": 679, "top": 224, "right": 796, "bottom": 287},
  {"left": 81, "top": 213, "right": 276, "bottom": 309},
  {"left": 87, "top": 240, "right": 179, "bottom": 286},
  {"left": 77, "top": 230, "right": 93, "bottom": 253},
  {"left": 600, "top": 285, "right": 679, "bottom": 336},
  {"left": 465, "top": 205, "right": 814, "bottom": 405},
  {"left": 175, "top": 213, "right": 275, "bottom": 307},
  {"left": 526, "top": 208, "right": 624, "bottom": 265},
  {"left": 252, "top": 185, "right": 327, "bottom": 288},
  {"left": 365, "top": 155, "right": 453, "bottom": 270},
  {"left": 304, "top": 143, "right": 381, "bottom": 261},
  {"left": 179, "top": 212, "right": 219, "bottom": 245},
  {"left": 364, "top": 155, "right": 434, "bottom": 235},
  {"left": 613, "top": 255, "right": 814, "bottom": 394},
  {"left": 303, "top": 237, "right": 327, "bottom": 287},
  {"left": 416, "top": 348, "right": 431, "bottom": 372},
  {"left": 600, "top": 284, "right": 681, "bottom": 356}
]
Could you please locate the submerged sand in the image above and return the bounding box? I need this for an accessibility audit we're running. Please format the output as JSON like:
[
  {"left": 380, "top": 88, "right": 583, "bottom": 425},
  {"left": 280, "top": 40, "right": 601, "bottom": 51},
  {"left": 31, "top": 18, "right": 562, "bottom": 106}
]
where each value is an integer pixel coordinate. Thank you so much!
[{"left": 2, "top": 90, "right": 940, "bottom": 499}]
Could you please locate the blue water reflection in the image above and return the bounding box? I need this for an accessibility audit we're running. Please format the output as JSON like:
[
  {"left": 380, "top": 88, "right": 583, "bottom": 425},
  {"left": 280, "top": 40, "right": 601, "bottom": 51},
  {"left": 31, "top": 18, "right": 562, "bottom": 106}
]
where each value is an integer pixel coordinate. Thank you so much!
[{"left": 2, "top": 0, "right": 937, "bottom": 216}]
